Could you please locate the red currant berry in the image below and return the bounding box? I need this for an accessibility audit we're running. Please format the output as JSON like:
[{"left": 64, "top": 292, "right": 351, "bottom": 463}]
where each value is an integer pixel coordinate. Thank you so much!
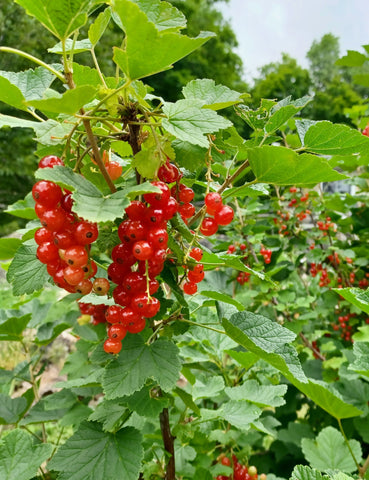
[
  {"left": 106, "top": 161, "right": 122, "bottom": 180},
  {"left": 60, "top": 193, "right": 74, "bottom": 212},
  {"left": 107, "top": 262, "right": 131, "bottom": 284},
  {"left": 113, "top": 286, "right": 132, "bottom": 307},
  {"left": 152, "top": 249, "right": 167, "bottom": 263},
  {"left": 200, "top": 217, "right": 218, "bottom": 236},
  {"left": 178, "top": 202, "right": 195, "bottom": 219},
  {"left": 122, "top": 272, "right": 147, "bottom": 294},
  {"left": 120, "top": 307, "right": 142, "bottom": 327},
  {"left": 163, "top": 197, "right": 179, "bottom": 220},
  {"left": 144, "top": 181, "right": 170, "bottom": 207},
  {"left": 47, "top": 261, "right": 61, "bottom": 277},
  {"left": 105, "top": 305, "right": 125, "bottom": 324},
  {"left": 37, "top": 242, "right": 60, "bottom": 264},
  {"left": 112, "top": 243, "right": 136, "bottom": 267},
  {"left": 183, "top": 281, "right": 197, "bottom": 295},
  {"left": 179, "top": 186, "right": 194, "bottom": 203},
  {"left": 145, "top": 297, "right": 160, "bottom": 318},
  {"left": 127, "top": 317, "right": 146, "bottom": 334},
  {"left": 103, "top": 338, "right": 122, "bottom": 354},
  {"left": 35, "top": 202, "right": 48, "bottom": 218},
  {"left": 132, "top": 241, "right": 153, "bottom": 261},
  {"left": 40, "top": 208, "right": 66, "bottom": 232},
  {"left": 125, "top": 201, "right": 146, "bottom": 221},
  {"left": 205, "top": 192, "right": 223, "bottom": 212},
  {"left": 189, "top": 248, "right": 203, "bottom": 261},
  {"left": 75, "top": 222, "right": 98, "bottom": 245},
  {"left": 38, "top": 155, "right": 63, "bottom": 169},
  {"left": 35, "top": 227, "right": 53, "bottom": 245},
  {"left": 108, "top": 323, "right": 127, "bottom": 341},
  {"left": 32, "top": 181, "right": 62, "bottom": 207},
  {"left": 148, "top": 278, "right": 160, "bottom": 295},
  {"left": 144, "top": 207, "right": 165, "bottom": 227},
  {"left": 131, "top": 293, "right": 150, "bottom": 315},
  {"left": 92, "top": 278, "right": 110, "bottom": 295},
  {"left": 75, "top": 279, "right": 93, "bottom": 295},
  {"left": 188, "top": 270, "right": 205, "bottom": 283},
  {"left": 64, "top": 246, "right": 89, "bottom": 267},
  {"left": 63, "top": 266, "right": 85, "bottom": 285},
  {"left": 214, "top": 205, "right": 234, "bottom": 226},
  {"left": 158, "top": 162, "right": 180, "bottom": 183},
  {"left": 147, "top": 228, "right": 168, "bottom": 250},
  {"left": 53, "top": 231, "right": 75, "bottom": 249}
]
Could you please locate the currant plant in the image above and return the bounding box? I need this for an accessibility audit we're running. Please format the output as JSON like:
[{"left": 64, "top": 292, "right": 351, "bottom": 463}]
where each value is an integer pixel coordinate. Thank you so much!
[{"left": 1, "top": 1, "right": 369, "bottom": 480}]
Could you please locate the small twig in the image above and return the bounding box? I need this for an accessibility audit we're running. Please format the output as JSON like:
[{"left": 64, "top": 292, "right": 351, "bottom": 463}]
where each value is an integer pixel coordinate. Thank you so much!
[
  {"left": 299, "top": 332, "right": 326, "bottom": 361},
  {"left": 359, "top": 453, "right": 369, "bottom": 478}
]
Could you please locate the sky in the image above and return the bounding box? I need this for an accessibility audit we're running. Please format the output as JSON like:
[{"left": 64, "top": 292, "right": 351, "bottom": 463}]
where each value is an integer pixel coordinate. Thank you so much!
[{"left": 218, "top": 0, "right": 369, "bottom": 83}]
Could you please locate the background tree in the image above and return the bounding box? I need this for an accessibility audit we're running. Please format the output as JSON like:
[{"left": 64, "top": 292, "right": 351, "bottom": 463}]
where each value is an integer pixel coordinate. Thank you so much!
[{"left": 306, "top": 33, "right": 340, "bottom": 89}]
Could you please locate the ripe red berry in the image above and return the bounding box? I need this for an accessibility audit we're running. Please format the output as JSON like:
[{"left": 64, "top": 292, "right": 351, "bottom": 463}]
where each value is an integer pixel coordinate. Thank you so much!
[
  {"left": 214, "top": 205, "right": 234, "bottom": 226},
  {"left": 127, "top": 317, "right": 146, "bottom": 334},
  {"left": 106, "top": 161, "right": 122, "bottom": 180},
  {"left": 183, "top": 281, "right": 197, "bottom": 295},
  {"left": 144, "top": 297, "right": 161, "bottom": 318},
  {"left": 40, "top": 208, "right": 66, "bottom": 232},
  {"left": 112, "top": 244, "right": 136, "bottom": 267},
  {"left": 37, "top": 242, "right": 59, "bottom": 264},
  {"left": 179, "top": 202, "right": 195, "bottom": 219},
  {"left": 189, "top": 248, "right": 203, "bottom": 261},
  {"left": 179, "top": 186, "right": 194, "bottom": 203},
  {"left": 107, "top": 262, "right": 131, "bottom": 284},
  {"left": 108, "top": 324, "right": 127, "bottom": 341},
  {"left": 125, "top": 201, "right": 146, "bottom": 220},
  {"left": 38, "top": 155, "right": 63, "bottom": 169},
  {"left": 205, "top": 192, "right": 223, "bottom": 212},
  {"left": 75, "top": 222, "right": 98, "bottom": 244},
  {"left": 113, "top": 286, "right": 132, "bottom": 307},
  {"left": 35, "top": 227, "right": 53, "bottom": 245},
  {"left": 144, "top": 181, "right": 170, "bottom": 207},
  {"left": 158, "top": 162, "right": 180, "bottom": 183},
  {"left": 122, "top": 272, "right": 146, "bottom": 294},
  {"left": 144, "top": 207, "right": 165, "bottom": 227},
  {"left": 200, "top": 217, "right": 218, "bottom": 236},
  {"left": 119, "top": 307, "right": 142, "bottom": 327},
  {"left": 188, "top": 270, "right": 205, "bottom": 283},
  {"left": 53, "top": 231, "right": 75, "bottom": 249},
  {"left": 92, "top": 278, "right": 110, "bottom": 295},
  {"left": 64, "top": 246, "right": 89, "bottom": 267},
  {"left": 63, "top": 266, "right": 85, "bottom": 286},
  {"left": 75, "top": 279, "right": 93, "bottom": 295},
  {"left": 147, "top": 228, "right": 168, "bottom": 250},
  {"left": 32, "top": 181, "right": 62, "bottom": 207},
  {"left": 106, "top": 305, "right": 125, "bottom": 324},
  {"left": 103, "top": 338, "right": 122, "bottom": 354},
  {"left": 60, "top": 193, "right": 74, "bottom": 212},
  {"left": 131, "top": 293, "right": 151, "bottom": 315},
  {"left": 132, "top": 241, "right": 153, "bottom": 261},
  {"left": 163, "top": 197, "right": 179, "bottom": 220}
]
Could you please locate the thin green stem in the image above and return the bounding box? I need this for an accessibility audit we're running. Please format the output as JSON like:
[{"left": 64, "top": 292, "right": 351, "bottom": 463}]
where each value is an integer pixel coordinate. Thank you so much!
[
  {"left": 338, "top": 418, "right": 360, "bottom": 473},
  {"left": 91, "top": 47, "right": 108, "bottom": 88},
  {"left": 0, "top": 47, "right": 66, "bottom": 82},
  {"left": 180, "top": 318, "right": 225, "bottom": 335}
]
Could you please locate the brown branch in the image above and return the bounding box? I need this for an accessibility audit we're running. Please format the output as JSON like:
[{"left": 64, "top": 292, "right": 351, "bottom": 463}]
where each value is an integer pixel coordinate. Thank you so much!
[
  {"left": 299, "top": 332, "right": 326, "bottom": 361},
  {"left": 359, "top": 453, "right": 369, "bottom": 478},
  {"left": 160, "top": 408, "right": 175, "bottom": 480}
]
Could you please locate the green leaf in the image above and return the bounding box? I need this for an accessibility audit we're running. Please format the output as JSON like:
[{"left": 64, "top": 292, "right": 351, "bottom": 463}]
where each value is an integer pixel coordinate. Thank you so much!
[
  {"left": 111, "top": 0, "right": 214, "bottom": 80},
  {"left": 301, "top": 426, "right": 362, "bottom": 473},
  {"left": 174, "top": 387, "right": 201, "bottom": 415},
  {"left": 102, "top": 335, "right": 181, "bottom": 399},
  {"left": 264, "top": 95, "right": 312, "bottom": 134},
  {"left": 0, "top": 394, "right": 27, "bottom": 424},
  {"left": 332, "top": 288, "right": 369, "bottom": 315},
  {"left": 1, "top": 66, "right": 58, "bottom": 103},
  {"left": 88, "top": 7, "right": 111, "bottom": 45},
  {"left": 0, "top": 76, "right": 26, "bottom": 110},
  {"left": 248, "top": 146, "right": 348, "bottom": 186},
  {"left": 162, "top": 99, "right": 232, "bottom": 148},
  {"left": 0, "top": 309, "right": 31, "bottom": 341},
  {"left": 7, "top": 241, "right": 49, "bottom": 295},
  {"left": 192, "top": 375, "right": 225, "bottom": 400},
  {"left": 349, "top": 342, "right": 369, "bottom": 376},
  {"left": 0, "top": 114, "right": 40, "bottom": 131},
  {"left": 88, "top": 399, "right": 128, "bottom": 431},
  {"left": 290, "top": 465, "right": 325, "bottom": 480},
  {"left": 20, "top": 400, "right": 70, "bottom": 425},
  {"left": 336, "top": 50, "right": 367, "bottom": 66},
  {"left": 295, "top": 119, "right": 317, "bottom": 145},
  {"left": 172, "top": 140, "right": 207, "bottom": 171},
  {"left": 182, "top": 79, "right": 243, "bottom": 110},
  {"left": 0, "top": 429, "right": 52, "bottom": 480},
  {"left": 5, "top": 195, "right": 37, "bottom": 220},
  {"left": 131, "top": 147, "right": 162, "bottom": 179},
  {"left": 48, "top": 422, "right": 143, "bottom": 480},
  {"left": 222, "top": 183, "right": 269, "bottom": 199},
  {"left": 221, "top": 401, "right": 262, "bottom": 431},
  {"left": 132, "top": 0, "right": 186, "bottom": 32},
  {"left": 199, "top": 291, "right": 245, "bottom": 311},
  {"left": 223, "top": 311, "right": 307, "bottom": 382},
  {"left": 14, "top": 0, "right": 101, "bottom": 40},
  {"left": 48, "top": 38, "right": 92, "bottom": 53},
  {"left": 0, "top": 238, "right": 22, "bottom": 260},
  {"left": 27, "top": 86, "right": 97, "bottom": 115},
  {"left": 304, "top": 121, "right": 369, "bottom": 155},
  {"left": 225, "top": 380, "right": 287, "bottom": 407},
  {"left": 124, "top": 386, "right": 169, "bottom": 418}
]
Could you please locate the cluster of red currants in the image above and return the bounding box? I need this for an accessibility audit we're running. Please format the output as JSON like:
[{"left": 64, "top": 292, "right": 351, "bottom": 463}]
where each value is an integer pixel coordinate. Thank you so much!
[
  {"left": 317, "top": 217, "right": 335, "bottom": 234},
  {"left": 216, "top": 455, "right": 263, "bottom": 480},
  {"left": 236, "top": 271, "right": 251, "bottom": 285},
  {"left": 310, "top": 263, "right": 330, "bottom": 287},
  {"left": 33, "top": 156, "right": 100, "bottom": 295},
  {"left": 331, "top": 312, "right": 354, "bottom": 342},
  {"left": 362, "top": 124, "right": 369, "bottom": 137},
  {"left": 260, "top": 246, "right": 272, "bottom": 264},
  {"left": 227, "top": 243, "right": 247, "bottom": 255},
  {"left": 78, "top": 302, "right": 108, "bottom": 325},
  {"left": 273, "top": 210, "right": 290, "bottom": 236},
  {"left": 200, "top": 192, "right": 234, "bottom": 236}
]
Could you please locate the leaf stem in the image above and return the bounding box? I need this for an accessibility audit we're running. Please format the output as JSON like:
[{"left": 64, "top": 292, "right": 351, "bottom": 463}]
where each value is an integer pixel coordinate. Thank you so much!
[
  {"left": 180, "top": 318, "right": 226, "bottom": 334},
  {"left": 0, "top": 47, "right": 66, "bottom": 83},
  {"left": 337, "top": 418, "right": 360, "bottom": 473},
  {"left": 91, "top": 47, "right": 108, "bottom": 88}
]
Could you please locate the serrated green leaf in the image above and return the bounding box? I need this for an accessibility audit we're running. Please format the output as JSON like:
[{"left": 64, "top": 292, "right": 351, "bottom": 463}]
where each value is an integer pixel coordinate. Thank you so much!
[
  {"left": 88, "top": 399, "right": 128, "bottom": 431},
  {"left": 304, "top": 121, "right": 369, "bottom": 155},
  {"left": 221, "top": 400, "right": 262, "bottom": 431},
  {"left": 20, "top": 400, "right": 70, "bottom": 425},
  {"left": 199, "top": 290, "right": 245, "bottom": 311},
  {"left": 290, "top": 465, "right": 325, "bottom": 480},
  {"left": 111, "top": 0, "right": 214, "bottom": 80},
  {"left": 0, "top": 429, "right": 52, "bottom": 480},
  {"left": 133, "top": 0, "right": 186, "bottom": 31},
  {"left": 0, "top": 238, "right": 22, "bottom": 260},
  {"left": 301, "top": 426, "right": 362, "bottom": 473},
  {"left": 248, "top": 146, "right": 348, "bottom": 186},
  {"left": 182, "top": 78, "right": 243, "bottom": 110},
  {"left": 132, "top": 147, "right": 162, "bottom": 179},
  {"left": 27, "top": 85, "right": 97, "bottom": 114},
  {"left": 225, "top": 380, "right": 287, "bottom": 407},
  {"left": 0, "top": 66, "right": 58, "bottom": 102},
  {"left": 0, "top": 76, "right": 26, "bottom": 110},
  {"left": 222, "top": 183, "right": 269, "bottom": 199},
  {"left": 0, "top": 394, "right": 27, "bottom": 424},
  {"left": 0, "top": 309, "right": 31, "bottom": 341},
  {"left": 336, "top": 50, "right": 367, "bottom": 66},
  {"left": 192, "top": 375, "right": 225, "bottom": 400},
  {"left": 88, "top": 7, "right": 111, "bottom": 45},
  {"left": 14, "top": 0, "right": 101, "bottom": 40},
  {"left": 226, "top": 350, "right": 259, "bottom": 370},
  {"left": 43, "top": 390, "right": 78, "bottom": 410},
  {"left": 102, "top": 335, "right": 181, "bottom": 399},
  {"left": 265, "top": 96, "right": 312, "bottom": 134},
  {"left": 332, "top": 287, "right": 369, "bottom": 314},
  {"left": 48, "top": 38, "right": 92, "bottom": 53},
  {"left": 34, "top": 118, "right": 72, "bottom": 145},
  {"left": 7, "top": 241, "right": 49, "bottom": 296},
  {"left": 0, "top": 113, "right": 41, "bottom": 131},
  {"left": 172, "top": 139, "right": 207, "bottom": 171},
  {"left": 174, "top": 386, "right": 201, "bottom": 415},
  {"left": 223, "top": 310, "right": 306, "bottom": 382},
  {"left": 48, "top": 422, "right": 143, "bottom": 480},
  {"left": 5, "top": 194, "right": 37, "bottom": 220},
  {"left": 124, "top": 385, "right": 169, "bottom": 418},
  {"left": 162, "top": 99, "right": 232, "bottom": 148},
  {"left": 349, "top": 342, "right": 369, "bottom": 376}
]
